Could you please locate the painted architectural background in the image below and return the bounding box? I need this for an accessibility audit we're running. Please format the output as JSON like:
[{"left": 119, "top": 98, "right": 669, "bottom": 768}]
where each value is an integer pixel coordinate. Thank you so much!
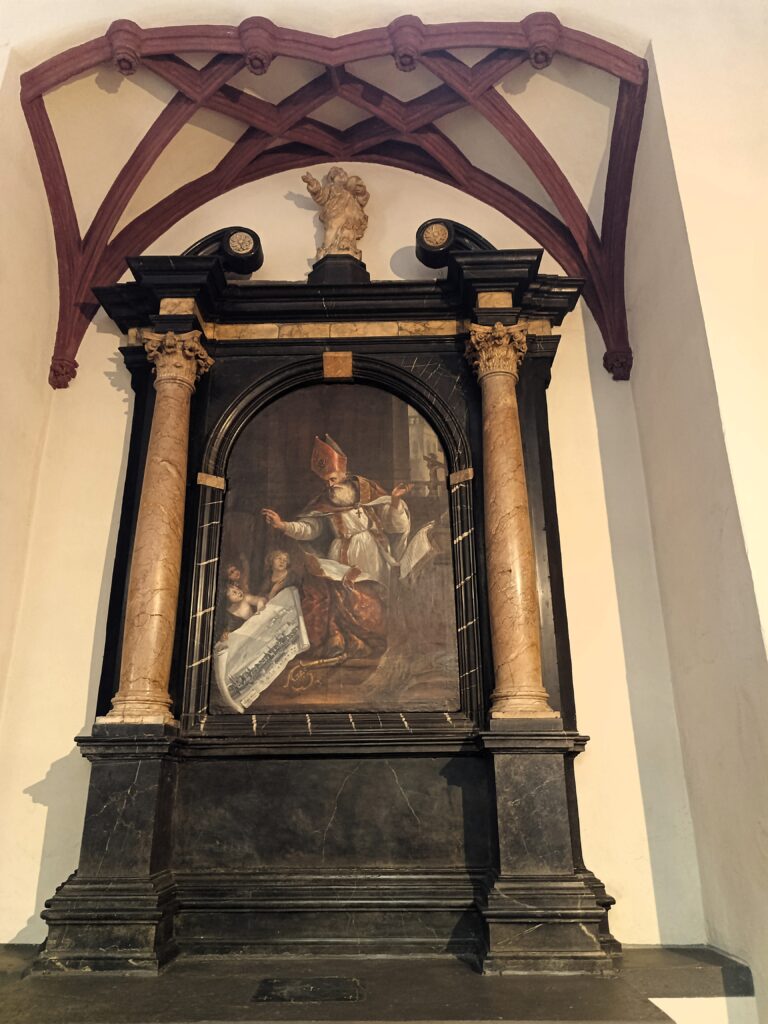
[{"left": 0, "top": 0, "right": 766, "bottom": 1017}]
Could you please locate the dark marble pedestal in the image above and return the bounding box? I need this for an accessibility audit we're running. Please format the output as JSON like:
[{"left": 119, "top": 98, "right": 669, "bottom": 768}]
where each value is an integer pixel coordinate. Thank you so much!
[
  {"left": 35, "top": 719, "right": 618, "bottom": 975},
  {"left": 480, "top": 720, "right": 618, "bottom": 975},
  {"left": 307, "top": 254, "right": 370, "bottom": 284},
  {"left": 35, "top": 726, "right": 178, "bottom": 973}
]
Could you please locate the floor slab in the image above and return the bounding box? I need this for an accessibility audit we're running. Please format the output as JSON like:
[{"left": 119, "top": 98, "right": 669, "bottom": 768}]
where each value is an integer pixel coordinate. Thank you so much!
[
  {"left": 0, "top": 947, "right": 666, "bottom": 1024},
  {"left": 0, "top": 946, "right": 751, "bottom": 1024}
]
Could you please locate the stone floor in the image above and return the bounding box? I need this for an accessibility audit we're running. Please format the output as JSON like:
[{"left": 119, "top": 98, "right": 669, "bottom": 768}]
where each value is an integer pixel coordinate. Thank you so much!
[{"left": 0, "top": 945, "right": 754, "bottom": 1024}]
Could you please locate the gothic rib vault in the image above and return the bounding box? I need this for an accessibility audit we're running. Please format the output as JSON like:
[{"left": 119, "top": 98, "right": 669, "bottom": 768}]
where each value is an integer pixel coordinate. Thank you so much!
[{"left": 20, "top": 12, "right": 647, "bottom": 389}]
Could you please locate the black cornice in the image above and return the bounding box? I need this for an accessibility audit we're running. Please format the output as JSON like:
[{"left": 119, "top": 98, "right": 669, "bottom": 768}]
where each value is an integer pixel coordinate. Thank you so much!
[{"left": 94, "top": 250, "right": 584, "bottom": 334}]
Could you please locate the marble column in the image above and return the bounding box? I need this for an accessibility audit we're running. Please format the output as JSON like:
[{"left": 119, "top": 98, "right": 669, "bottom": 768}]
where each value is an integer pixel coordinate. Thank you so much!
[
  {"left": 102, "top": 330, "right": 213, "bottom": 725},
  {"left": 466, "top": 321, "right": 558, "bottom": 719}
]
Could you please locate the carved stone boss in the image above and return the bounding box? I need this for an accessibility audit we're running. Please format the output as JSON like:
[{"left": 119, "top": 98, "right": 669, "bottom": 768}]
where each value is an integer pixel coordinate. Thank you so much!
[
  {"left": 465, "top": 321, "right": 558, "bottom": 719},
  {"left": 99, "top": 330, "right": 212, "bottom": 725}
]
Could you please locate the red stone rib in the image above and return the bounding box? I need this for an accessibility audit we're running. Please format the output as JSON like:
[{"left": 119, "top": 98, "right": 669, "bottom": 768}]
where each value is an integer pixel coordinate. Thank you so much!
[{"left": 19, "top": 14, "right": 647, "bottom": 386}]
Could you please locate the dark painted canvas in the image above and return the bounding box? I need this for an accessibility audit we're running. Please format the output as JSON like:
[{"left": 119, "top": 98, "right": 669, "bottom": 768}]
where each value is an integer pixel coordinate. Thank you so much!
[{"left": 211, "top": 383, "right": 460, "bottom": 712}]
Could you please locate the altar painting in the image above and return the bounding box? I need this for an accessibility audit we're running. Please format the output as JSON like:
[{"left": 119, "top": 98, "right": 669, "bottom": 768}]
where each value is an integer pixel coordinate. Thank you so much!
[{"left": 211, "top": 384, "right": 460, "bottom": 712}]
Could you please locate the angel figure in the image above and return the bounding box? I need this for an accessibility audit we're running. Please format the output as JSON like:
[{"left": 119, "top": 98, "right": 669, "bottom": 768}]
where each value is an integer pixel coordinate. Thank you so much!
[{"left": 302, "top": 167, "right": 370, "bottom": 262}]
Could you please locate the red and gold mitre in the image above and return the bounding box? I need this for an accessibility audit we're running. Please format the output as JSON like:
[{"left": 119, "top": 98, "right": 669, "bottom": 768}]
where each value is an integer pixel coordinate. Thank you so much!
[{"left": 311, "top": 434, "right": 347, "bottom": 479}]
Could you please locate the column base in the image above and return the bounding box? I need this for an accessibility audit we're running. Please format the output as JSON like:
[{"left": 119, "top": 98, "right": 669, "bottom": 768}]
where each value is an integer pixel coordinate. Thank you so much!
[
  {"left": 34, "top": 871, "right": 178, "bottom": 975},
  {"left": 97, "top": 699, "right": 176, "bottom": 727},
  {"left": 490, "top": 694, "right": 560, "bottom": 719},
  {"left": 481, "top": 877, "right": 619, "bottom": 976}
]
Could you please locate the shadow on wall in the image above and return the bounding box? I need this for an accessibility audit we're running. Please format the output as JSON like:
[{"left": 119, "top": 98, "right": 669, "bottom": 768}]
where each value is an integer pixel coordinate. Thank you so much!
[
  {"left": 587, "top": 44, "right": 768, "bottom": 1020},
  {"left": 578, "top": 43, "right": 708, "bottom": 949},
  {"left": 12, "top": 749, "right": 90, "bottom": 944},
  {"left": 11, "top": 342, "right": 134, "bottom": 946},
  {"left": 498, "top": 53, "right": 616, "bottom": 229}
]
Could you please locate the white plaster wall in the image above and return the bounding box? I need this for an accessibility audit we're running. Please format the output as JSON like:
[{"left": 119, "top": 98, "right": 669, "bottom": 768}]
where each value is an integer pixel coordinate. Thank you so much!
[
  {"left": 550, "top": 304, "right": 705, "bottom": 945},
  {"left": 0, "top": 152, "right": 700, "bottom": 948},
  {"left": 652, "top": 997, "right": 760, "bottom": 1024},
  {"left": 626, "top": 52, "right": 768, "bottom": 1019},
  {"left": 0, "top": 50, "right": 57, "bottom": 719},
  {"left": 0, "top": 337, "right": 132, "bottom": 940},
  {"left": 2, "top": 1, "right": 765, "bottom": 1015},
  {"left": 642, "top": 3, "right": 768, "bottom": 652}
]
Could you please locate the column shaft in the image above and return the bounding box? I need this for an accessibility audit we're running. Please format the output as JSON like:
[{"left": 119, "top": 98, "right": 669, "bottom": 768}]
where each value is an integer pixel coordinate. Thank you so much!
[
  {"left": 467, "top": 322, "right": 557, "bottom": 719},
  {"left": 104, "top": 331, "right": 212, "bottom": 725}
]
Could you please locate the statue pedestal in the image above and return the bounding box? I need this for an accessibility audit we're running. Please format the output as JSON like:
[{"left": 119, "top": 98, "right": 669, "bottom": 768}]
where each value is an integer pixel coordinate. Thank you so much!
[{"left": 308, "top": 254, "right": 370, "bottom": 285}]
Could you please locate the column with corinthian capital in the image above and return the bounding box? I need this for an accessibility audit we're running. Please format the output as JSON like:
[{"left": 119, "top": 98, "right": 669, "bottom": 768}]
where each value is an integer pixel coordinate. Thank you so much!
[
  {"left": 466, "top": 321, "right": 558, "bottom": 719},
  {"left": 101, "top": 330, "right": 213, "bottom": 725}
]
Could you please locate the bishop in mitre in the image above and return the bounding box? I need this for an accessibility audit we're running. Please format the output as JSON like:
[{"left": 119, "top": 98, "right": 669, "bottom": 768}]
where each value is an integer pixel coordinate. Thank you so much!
[{"left": 262, "top": 435, "right": 411, "bottom": 657}]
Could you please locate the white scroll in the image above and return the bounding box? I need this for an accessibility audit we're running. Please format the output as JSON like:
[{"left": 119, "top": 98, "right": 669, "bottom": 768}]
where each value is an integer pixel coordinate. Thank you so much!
[{"left": 214, "top": 586, "right": 310, "bottom": 712}]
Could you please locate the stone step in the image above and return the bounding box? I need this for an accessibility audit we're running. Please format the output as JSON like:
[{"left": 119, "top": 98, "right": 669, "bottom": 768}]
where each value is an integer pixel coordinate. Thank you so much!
[{"left": 0, "top": 945, "right": 755, "bottom": 1024}]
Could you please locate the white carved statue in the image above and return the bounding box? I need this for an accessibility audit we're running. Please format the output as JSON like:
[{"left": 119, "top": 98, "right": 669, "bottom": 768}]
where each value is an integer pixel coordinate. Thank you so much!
[{"left": 302, "top": 166, "right": 370, "bottom": 262}]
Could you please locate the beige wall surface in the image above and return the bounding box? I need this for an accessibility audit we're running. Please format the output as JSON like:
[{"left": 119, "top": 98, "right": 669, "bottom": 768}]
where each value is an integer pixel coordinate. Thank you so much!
[
  {"left": 626, "top": 51, "right": 768, "bottom": 1016},
  {"left": 0, "top": 0, "right": 765, "bottom": 1015}
]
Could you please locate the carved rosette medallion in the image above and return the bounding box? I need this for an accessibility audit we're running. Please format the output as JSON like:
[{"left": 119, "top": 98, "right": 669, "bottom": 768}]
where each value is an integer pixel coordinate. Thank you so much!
[
  {"left": 423, "top": 222, "right": 449, "bottom": 248},
  {"left": 228, "top": 230, "right": 255, "bottom": 254},
  {"left": 141, "top": 330, "right": 213, "bottom": 390},
  {"left": 465, "top": 322, "right": 528, "bottom": 381}
]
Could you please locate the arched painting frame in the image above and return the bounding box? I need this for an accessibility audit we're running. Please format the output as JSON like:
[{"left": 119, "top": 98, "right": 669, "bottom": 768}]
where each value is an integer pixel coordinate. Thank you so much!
[{"left": 181, "top": 353, "right": 488, "bottom": 741}]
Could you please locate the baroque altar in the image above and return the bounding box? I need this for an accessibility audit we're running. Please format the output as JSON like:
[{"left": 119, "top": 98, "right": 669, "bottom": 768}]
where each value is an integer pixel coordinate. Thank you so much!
[{"left": 38, "top": 180, "right": 619, "bottom": 975}]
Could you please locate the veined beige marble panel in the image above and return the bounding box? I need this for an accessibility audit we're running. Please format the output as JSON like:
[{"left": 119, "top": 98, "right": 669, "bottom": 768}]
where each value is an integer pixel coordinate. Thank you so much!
[
  {"left": 477, "top": 291, "right": 514, "bottom": 308},
  {"left": 197, "top": 472, "right": 226, "bottom": 491},
  {"left": 398, "top": 320, "right": 462, "bottom": 336},
  {"left": 518, "top": 317, "right": 552, "bottom": 336},
  {"left": 323, "top": 351, "right": 353, "bottom": 378},
  {"left": 278, "top": 323, "right": 332, "bottom": 339},
  {"left": 214, "top": 323, "right": 280, "bottom": 340},
  {"left": 159, "top": 297, "right": 196, "bottom": 316},
  {"left": 156, "top": 318, "right": 474, "bottom": 343},
  {"left": 329, "top": 321, "right": 400, "bottom": 338}
]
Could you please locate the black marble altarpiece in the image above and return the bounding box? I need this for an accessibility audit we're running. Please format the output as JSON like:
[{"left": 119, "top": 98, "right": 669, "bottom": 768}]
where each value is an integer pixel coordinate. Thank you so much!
[{"left": 37, "top": 229, "right": 620, "bottom": 977}]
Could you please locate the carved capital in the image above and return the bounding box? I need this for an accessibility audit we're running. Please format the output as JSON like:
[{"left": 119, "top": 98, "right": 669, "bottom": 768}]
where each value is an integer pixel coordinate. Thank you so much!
[
  {"left": 141, "top": 330, "right": 213, "bottom": 390},
  {"left": 466, "top": 322, "right": 528, "bottom": 381}
]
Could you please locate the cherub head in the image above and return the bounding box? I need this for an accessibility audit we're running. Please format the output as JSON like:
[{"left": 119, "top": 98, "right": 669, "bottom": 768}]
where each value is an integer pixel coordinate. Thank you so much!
[
  {"left": 265, "top": 549, "right": 290, "bottom": 574},
  {"left": 346, "top": 175, "right": 368, "bottom": 198},
  {"left": 327, "top": 166, "right": 348, "bottom": 187},
  {"left": 226, "top": 584, "right": 244, "bottom": 603}
]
